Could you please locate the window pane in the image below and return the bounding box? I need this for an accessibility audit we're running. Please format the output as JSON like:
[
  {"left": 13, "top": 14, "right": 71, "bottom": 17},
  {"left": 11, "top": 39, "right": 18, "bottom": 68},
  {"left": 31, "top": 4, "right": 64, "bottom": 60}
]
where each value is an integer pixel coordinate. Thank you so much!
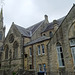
[
  {"left": 43, "top": 64, "right": 46, "bottom": 72},
  {"left": 56, "top": 44, "right": 65, "bottom": 67},
  {"left": 60, "top": 47, "right": 62, "bottom": 52},
  {"left": 62, "top": 59, "right": 65, "bottom": 66},
  {"left": 30, "top": 48, "right": 32, "bottom": 56},
  {"left": 58, "top": 53, "right": 61, "bottom": 60},
  {"left": 50, "top": 31, "right": 53, "bottom": 38},
  {"left": 57, "top": 47, "right": 60, "bottom": 52},
  {"left": 61, "top": 53, "right": 64, "bottom": 58},
  {"left": 38, "top": 45, "right": 40, "bottom": 55},
  {"left": 70, "top": 39, "right": 75, "bottom": 46},
  {"left": 39, "top": 64, "right": 42, "bottom": 72},
  {"left": 30, "top": 65, "right": 32, "bottom": 69},
  {"left": 59, "top": 59, "right": 63, "bottom": 66},
  {"left": 71, "top": 47, "right": 75, "bottom": 65},
  {"left": 42, "top": 45, "right": 45, "bottom": 54}
]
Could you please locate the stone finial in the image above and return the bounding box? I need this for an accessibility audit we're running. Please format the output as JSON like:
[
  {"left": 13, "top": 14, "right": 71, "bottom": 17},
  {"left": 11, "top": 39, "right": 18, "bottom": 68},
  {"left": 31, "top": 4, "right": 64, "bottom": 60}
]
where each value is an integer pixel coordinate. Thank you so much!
[{"left": 44, "top": 15, "right": 48, "bottom": 21}]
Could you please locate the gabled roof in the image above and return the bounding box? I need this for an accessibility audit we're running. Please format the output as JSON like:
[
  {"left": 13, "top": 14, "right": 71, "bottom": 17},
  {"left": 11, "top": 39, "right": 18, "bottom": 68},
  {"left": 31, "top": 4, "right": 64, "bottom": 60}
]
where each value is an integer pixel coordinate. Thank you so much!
[
  {"left": 15, "top": 24, "right": 30, "bottom": 37},
  {"left": 24, "top": 36, "right": 50, "bottom": 47},
  {"left": 42, "top": 16, "right": 65, "bottom": 33},
  {"left": 26, "top": 20, "right": 44, "bottom": 34},
  {"left": 14, "top": 20, "right": 44, "bottom": 37}
]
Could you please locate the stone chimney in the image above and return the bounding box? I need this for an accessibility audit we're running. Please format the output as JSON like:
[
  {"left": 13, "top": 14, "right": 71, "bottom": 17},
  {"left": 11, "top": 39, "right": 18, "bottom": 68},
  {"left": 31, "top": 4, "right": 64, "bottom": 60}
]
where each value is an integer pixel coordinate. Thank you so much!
[
  {"left": 53, "top": 20, "right": 58, "bottom": 31},
  {"left": 30, "top": 31, "right": 32, "bottom": 37},
  {"left": 44, "top": 15, "right": 49, "bottom": 23}
]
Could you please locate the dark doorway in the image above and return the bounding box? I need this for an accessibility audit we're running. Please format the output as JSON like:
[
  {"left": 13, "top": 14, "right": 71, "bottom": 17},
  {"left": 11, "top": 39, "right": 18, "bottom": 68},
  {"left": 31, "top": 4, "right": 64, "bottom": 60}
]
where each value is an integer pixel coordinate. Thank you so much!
[{"left": 38, "top": 72, "right": 44, "bottom": 75}]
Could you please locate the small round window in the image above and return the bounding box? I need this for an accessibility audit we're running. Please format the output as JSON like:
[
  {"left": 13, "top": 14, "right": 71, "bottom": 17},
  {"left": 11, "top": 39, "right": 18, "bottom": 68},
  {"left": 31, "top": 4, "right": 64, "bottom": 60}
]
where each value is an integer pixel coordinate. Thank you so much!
[{"left": 9, "top": 34, "right": 14, "bottom": 43}]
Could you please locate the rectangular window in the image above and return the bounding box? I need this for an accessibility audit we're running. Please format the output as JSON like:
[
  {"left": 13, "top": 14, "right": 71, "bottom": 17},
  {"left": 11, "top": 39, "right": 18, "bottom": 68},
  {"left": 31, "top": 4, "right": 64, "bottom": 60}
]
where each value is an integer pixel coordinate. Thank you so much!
[
  {"left": 39, "top": 64, "right": 42, "bottom": 72},
  {"left": 41, "top": 44, "right": 45, "bottom": 54},
  {"left": 43, "top": 64, "right": 46, "bottom": 72},
  {"left": 38, "top": 45, "right": 41, "bottom": 55},
  {"left": 30, "top": 48, "right": 32, "bottom": 56},
  {"left": 57, "top": 46, "right": 65, "bottom": 67},
  {"left": 30, "top": 65, "right": 32, "bottom": 69}
]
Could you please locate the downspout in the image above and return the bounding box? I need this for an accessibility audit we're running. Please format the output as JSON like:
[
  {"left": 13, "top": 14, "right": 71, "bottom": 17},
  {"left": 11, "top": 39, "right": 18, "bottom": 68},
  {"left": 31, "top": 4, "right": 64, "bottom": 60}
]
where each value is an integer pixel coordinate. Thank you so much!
[
  {"left": 32, "top": 45, "right": 34, "bottom": 69},
  {"left": 22, "top": 34, "right": 24, "bottom": 70}
]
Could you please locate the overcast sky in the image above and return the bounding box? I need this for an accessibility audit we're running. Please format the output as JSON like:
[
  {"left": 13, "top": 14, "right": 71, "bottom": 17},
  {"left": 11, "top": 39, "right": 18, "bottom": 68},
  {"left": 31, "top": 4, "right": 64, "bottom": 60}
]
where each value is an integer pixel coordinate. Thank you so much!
[{"left": 0, "top": 0, "right": 75, "bottom": 35}]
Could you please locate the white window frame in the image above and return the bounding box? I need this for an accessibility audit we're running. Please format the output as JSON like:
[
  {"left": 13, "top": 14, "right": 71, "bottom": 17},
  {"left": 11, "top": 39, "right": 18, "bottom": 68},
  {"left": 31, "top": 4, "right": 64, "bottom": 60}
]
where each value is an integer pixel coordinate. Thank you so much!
[
  {"left": 30, "top": 47, "right": 32, "bottom": 57},
  {"left": 38, "top": 45, "right": 41, "bottom": 55},
  {"left": 39, "top": 64, "right": 42, "bottom": 72},
  {"left": 70, "top": 39, "right": 75, "bottom": 65},
  {"left": 41, "top": 44, "right": 45, "bottom": 54},
  {"left": 56, "top": 45, "right": 65, "bottom": 67}
]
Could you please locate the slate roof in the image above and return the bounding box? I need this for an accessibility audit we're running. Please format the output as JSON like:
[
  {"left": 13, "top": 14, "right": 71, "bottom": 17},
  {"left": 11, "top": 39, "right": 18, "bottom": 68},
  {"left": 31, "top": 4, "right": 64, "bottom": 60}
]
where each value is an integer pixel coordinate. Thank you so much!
[
  {"left": 15, "top": 24, "right": 30, "bottom": 37},
  {"left": 24, "top": 36, "right": 50, "bottom": 47},
  {"left": 15, "top": 20, "right": 44, "bottom": 37},
  {"left": 14, "top": 16, "right": 65, "bottom": 37},
  {"left": 42, "top": 16, "right": 65, "bottom": 33},
  {"left": 26, "top": 20, "right": 44, "bottom": 34}
]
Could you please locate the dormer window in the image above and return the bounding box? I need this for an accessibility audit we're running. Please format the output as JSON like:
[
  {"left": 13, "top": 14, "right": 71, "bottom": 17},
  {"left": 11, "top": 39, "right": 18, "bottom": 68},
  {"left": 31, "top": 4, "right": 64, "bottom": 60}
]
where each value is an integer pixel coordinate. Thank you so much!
[
  {"left": 43, "top": 34, "right": 45, "bottom": 36},
  {"left": 49, "top": 31, "right": 53, "bottom": 38}
]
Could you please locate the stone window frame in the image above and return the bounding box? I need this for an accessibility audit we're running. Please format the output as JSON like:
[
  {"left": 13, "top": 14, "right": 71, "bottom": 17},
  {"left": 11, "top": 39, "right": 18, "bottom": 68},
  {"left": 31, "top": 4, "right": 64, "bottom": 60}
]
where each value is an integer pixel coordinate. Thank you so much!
[
  {"left": 56, "top": 42, "right": 65, "bottom": 67},
  {"left": 13, "top": 41, "right": 19, "bottom": 59},
  {"left": 9, "top": 34, "right": 14, "bottom": 43}
]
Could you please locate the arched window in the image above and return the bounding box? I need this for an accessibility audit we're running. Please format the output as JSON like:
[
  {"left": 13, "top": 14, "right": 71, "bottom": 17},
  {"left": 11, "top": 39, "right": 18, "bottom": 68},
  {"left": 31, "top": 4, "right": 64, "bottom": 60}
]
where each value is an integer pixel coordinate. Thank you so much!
[
  {"left": 43, "top": 34, "right": 45, "bottom": 36},
  {"left": 0, "top": 31, "right": 2, "bottom": 40},
  {"left": 56, "top": 42, "right": 65, "bottom": 67},
  {"left": 5, "top": 45, "right": 9, "bottom": 59},
  {"left": 49, "top": 31, "right": 53, "bottom": 38},
  {"left": 70, "top": 39, "right": 75, "bottom": 65},
  {"left": 9, "top": 34, "right": 14, "bottom": 43},
  {"left": 13, "top": 41, "right": 18, "bottom": 59}
]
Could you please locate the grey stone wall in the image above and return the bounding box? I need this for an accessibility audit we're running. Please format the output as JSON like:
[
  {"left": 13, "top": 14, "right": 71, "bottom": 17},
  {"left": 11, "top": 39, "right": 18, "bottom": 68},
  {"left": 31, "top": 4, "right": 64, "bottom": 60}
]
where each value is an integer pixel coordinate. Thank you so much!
[{"left": 47, "top": 5, "right": 75, "bottom": 74}]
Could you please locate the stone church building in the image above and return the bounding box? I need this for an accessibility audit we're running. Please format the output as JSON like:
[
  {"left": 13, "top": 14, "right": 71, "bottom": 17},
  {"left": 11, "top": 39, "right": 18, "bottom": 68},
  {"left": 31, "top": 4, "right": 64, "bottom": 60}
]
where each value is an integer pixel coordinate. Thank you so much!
[{"left": 0, "top": 4, "right": 75, "bottom": 75}]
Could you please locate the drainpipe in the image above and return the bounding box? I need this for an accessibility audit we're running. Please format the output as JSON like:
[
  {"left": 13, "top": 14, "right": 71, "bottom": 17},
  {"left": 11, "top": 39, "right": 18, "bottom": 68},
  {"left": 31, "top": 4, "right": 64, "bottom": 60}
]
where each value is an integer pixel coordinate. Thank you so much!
[
  {"left": 22, "top": 35, "right": 24, "bottom": 70},
  {"left": 32, "top": 45, "right": 34, "bottom": 69}
]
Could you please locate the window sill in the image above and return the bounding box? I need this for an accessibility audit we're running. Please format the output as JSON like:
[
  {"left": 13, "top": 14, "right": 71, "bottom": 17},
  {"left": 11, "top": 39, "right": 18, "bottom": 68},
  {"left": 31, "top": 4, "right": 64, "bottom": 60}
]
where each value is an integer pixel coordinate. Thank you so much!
[
  {"left": 59, "top": 66, "right": 65, "bottom": 72},
  {"left": 30, "top": 55, "right": 32, "bottom": 57},
  {"left": 5, "top": 59, "right": 9, "bottom": 61},
  {"left": 59, "top": 66, "right": 65, "bottom": 68},
  {"left": 38, "top": 54, "right": 41, "bottom": 56},
  {"left": 42, "top": 53, "right": 45, "bottom": 55}
]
